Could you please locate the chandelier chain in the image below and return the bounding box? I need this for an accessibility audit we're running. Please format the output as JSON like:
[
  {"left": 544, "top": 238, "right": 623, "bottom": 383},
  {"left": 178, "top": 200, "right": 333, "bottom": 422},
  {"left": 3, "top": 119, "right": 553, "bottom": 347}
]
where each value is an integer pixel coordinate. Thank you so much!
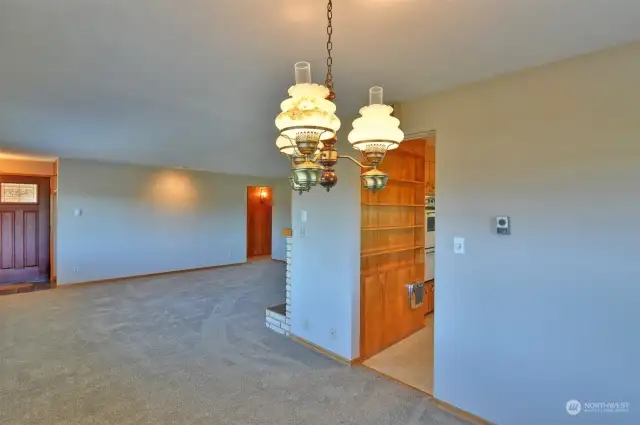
[{"left": 325, "top": 0, "right": 333, "bottom": 91}]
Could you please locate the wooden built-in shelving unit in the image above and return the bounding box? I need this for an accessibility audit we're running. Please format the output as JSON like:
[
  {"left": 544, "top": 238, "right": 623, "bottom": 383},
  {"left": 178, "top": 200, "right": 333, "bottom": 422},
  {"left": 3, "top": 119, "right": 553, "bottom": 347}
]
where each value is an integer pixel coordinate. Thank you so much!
[
  {"left": 364, "top": 203, "right": 424, "bottom": 207},
  {"left": 360, "top": 138, "right": 427, "bottom": 360},
  {"left": 361, "top": 245, "right": 425, "bottom": 258},
  {"left": 361, "top": 225, "right": 423, "bottom": 231},
  {"left": 425, "top": 140, "right": 436, "bottom": 194},
  {"left": 388, "top": 178, "right": 424, "bottom": 185}
]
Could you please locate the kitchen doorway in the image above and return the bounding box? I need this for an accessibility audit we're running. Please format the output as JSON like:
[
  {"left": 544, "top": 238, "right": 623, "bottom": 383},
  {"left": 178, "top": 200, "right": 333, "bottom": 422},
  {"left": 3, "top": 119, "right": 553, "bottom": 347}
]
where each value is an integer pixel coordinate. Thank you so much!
[{"left": 362, "top": 136, "right": 436, "bottom": 395}]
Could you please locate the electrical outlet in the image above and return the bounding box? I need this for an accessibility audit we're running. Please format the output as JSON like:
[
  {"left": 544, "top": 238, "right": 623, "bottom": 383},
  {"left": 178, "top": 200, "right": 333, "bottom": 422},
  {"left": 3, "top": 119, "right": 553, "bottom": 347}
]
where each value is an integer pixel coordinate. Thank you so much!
[
  {"left": 299, "top": 227, "right": 307, "bottom": 238},
  {"left": 303, "top": 319, "right": 309, "bottom": 330},
  {"left": 73, "top": 267, "right": 79, "bottom": 273}
]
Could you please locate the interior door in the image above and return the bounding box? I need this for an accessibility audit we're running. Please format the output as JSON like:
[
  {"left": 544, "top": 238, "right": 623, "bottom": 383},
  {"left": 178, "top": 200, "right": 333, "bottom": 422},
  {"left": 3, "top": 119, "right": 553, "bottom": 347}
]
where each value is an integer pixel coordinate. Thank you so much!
[
  {"left": 246, "top": 186, "right": 272, "bottom": 257},
  {"left": 0, "top": 176, "right": 50, "bottom": 284}
]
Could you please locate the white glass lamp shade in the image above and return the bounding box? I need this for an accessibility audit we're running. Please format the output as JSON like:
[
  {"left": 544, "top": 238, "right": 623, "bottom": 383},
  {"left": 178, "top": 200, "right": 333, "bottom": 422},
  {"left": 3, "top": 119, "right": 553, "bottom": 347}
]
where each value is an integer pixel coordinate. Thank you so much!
[
  {"left": 276, "top": 136, "right": 323, "bottom": 156},
  {"left": 275, "top": 62, "right": 341, "bottom": 142},
  {"left": 348, "top": 86, "right": 404, "bottom": 152}
]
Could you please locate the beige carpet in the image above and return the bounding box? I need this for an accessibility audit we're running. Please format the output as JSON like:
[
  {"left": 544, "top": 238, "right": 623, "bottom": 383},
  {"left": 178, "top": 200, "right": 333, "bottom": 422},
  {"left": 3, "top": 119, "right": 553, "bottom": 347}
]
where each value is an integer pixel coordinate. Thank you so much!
[{"left": 0, "top": 260, "right": 470, "bottom": 425}]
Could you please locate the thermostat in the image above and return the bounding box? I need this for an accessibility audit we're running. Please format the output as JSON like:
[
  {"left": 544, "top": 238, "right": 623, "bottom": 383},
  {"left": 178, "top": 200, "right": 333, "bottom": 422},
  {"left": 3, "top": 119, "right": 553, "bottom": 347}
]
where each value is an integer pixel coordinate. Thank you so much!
[{"left": 496, "top": 216, "right": 510, "bottom": 235}]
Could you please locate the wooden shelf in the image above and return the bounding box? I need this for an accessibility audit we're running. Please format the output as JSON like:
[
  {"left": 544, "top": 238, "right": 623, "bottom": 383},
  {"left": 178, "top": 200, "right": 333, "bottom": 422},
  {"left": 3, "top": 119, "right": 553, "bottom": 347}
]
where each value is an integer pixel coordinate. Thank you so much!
[
  {"left": 362, "top": 203, "right": 424, "bottom": 207},
  {"left": 387, "top": 178, "right": 424, "bottom": 185},
  {"left": 389, "top": 149, "right": 424, "bottom": 158},
  {"left": 361, "top": 245, "right": 424, "bottom": 258},
  {"left": 361, "top": 225, "right": 424, "bottom": 231},
  {"left": 361, "top": 263, "right": 423, "bottom": 277}
]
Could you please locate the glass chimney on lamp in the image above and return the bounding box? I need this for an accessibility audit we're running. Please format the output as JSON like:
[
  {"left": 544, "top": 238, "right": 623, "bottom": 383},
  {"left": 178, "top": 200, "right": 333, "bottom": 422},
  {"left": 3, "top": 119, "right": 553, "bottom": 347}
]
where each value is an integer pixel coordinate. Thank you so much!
[{"left": 275, "top": 62, "right": 341, "bottom": 157}]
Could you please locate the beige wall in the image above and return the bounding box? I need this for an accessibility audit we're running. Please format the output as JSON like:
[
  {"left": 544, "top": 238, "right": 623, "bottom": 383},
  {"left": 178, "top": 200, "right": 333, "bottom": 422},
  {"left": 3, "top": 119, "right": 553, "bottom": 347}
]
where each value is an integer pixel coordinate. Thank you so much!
[
  {"left": 56, "top": 159, "right": 291, "bottom": 285},
  {"left": 397, "top": 42, "right": 640, "bottom": 424}
]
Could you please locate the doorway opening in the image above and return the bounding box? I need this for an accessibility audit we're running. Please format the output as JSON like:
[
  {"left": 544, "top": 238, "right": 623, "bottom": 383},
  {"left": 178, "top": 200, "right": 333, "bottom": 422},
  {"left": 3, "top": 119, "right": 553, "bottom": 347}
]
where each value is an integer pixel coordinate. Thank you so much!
[
  {"left": 246, "top": 186, "right": 272, "bottom": 260},
  {"left": 361, "top": 136, "right": 436, "bottom": 395},
  {"left": 0, "top": 174, "right": 52, "bottom": 294}
]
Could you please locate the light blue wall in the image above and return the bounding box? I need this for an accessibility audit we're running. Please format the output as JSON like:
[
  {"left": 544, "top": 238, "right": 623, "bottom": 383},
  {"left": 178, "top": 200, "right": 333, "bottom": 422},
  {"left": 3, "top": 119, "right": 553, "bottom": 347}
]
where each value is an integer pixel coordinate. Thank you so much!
[
  {"left": 271, "top": 181, "right": 292, "bottom": 262},
  {"left": 57, "top": 158, "right": 290, "bottom": 284},
  {"left": 399, "top": 42, "right": 640, "bottom": 424},
  {"left": 289, "top": 143, "right": 361, "bottom": 360}
]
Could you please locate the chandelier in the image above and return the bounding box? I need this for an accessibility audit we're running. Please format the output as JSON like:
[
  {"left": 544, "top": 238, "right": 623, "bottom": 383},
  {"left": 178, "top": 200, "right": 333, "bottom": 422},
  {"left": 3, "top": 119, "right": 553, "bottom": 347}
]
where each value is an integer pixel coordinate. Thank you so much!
[{"left": 275, "top": 0, "right": 403, "bottom": 194}]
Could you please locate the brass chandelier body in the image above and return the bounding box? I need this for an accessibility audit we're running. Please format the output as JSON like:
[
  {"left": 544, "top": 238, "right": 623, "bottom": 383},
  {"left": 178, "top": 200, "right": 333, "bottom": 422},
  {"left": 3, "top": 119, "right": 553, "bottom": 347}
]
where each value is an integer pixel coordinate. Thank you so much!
[{"left": 275, "top": 0, "right": 404, "bottom": 194}]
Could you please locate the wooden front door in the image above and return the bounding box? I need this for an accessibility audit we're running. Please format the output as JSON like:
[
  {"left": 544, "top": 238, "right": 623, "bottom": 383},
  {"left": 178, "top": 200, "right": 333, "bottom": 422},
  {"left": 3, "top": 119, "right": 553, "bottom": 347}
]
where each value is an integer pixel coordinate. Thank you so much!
[
  {"left": 0, "top": 176, "right": 50, "bottom": 285},
  {"left": 247, "top": 186, "right": 272, "bottom": 258}
]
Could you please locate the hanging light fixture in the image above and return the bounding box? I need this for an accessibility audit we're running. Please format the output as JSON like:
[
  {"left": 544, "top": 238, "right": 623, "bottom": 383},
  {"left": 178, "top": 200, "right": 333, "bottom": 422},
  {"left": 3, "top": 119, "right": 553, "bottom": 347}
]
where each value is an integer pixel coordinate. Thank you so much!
[{"left": 275, "top": 0, "right": 403, "bottom": 194}]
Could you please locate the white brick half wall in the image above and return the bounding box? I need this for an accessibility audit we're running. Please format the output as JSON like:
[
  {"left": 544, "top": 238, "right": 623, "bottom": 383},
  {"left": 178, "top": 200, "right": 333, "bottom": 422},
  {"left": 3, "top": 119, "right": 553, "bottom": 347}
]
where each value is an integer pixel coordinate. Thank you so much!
[
  {"left": 266, "top": 309, "right": 290, "bottom": 335},
  {"left": 265, "top": 236, "right": 292, "bottom": 336},
  {"left": 285, "top": 236, "right": 292, "bottom": 318}
]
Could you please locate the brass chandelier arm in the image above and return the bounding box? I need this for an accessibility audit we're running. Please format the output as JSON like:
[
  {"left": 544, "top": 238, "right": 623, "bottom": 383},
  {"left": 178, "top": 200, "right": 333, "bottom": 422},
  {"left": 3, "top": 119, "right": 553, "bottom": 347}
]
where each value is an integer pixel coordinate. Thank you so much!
[
  {"left": 338, "top": 154, "right": 373, "bottom": 169},
  {"left": 282, "top": 134, "right": 296, "bottom": 154}
]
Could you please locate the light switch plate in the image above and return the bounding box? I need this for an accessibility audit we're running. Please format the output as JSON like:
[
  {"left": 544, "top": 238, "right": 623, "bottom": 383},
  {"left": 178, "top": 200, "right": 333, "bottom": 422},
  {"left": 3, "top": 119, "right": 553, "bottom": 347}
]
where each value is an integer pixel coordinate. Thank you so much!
[
  {"left": 74, "top": 208, "right": 82, "bottom": 217},
  {"left": 301, "top": 210, "right": 307, "bottom": 222},
  {"left": 454, "top": 237, "right": 465, "bottom": 254}
]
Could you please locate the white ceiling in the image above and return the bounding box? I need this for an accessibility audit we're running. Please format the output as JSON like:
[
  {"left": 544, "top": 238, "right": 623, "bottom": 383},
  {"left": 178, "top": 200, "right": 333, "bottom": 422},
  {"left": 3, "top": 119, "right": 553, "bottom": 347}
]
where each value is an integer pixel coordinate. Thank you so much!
[{"left": 0, "top": 0, "right": 639, "bottom": 177}]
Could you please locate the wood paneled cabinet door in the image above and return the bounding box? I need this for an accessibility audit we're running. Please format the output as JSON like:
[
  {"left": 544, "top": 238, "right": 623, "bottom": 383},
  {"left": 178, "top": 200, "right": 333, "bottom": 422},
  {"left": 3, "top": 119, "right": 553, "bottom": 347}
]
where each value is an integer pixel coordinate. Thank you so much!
[
  {"left": 425, "top": 281, "right": 435, "bottom": 314},
  {"left": 427, "top": 161, "right": 436, "bottom": 193},
  {"left": 425, "top": 144, "right": 436, "bottom": 194},
  {"left": 424, "top": 161, "right": 436, "bottom": 194}
]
